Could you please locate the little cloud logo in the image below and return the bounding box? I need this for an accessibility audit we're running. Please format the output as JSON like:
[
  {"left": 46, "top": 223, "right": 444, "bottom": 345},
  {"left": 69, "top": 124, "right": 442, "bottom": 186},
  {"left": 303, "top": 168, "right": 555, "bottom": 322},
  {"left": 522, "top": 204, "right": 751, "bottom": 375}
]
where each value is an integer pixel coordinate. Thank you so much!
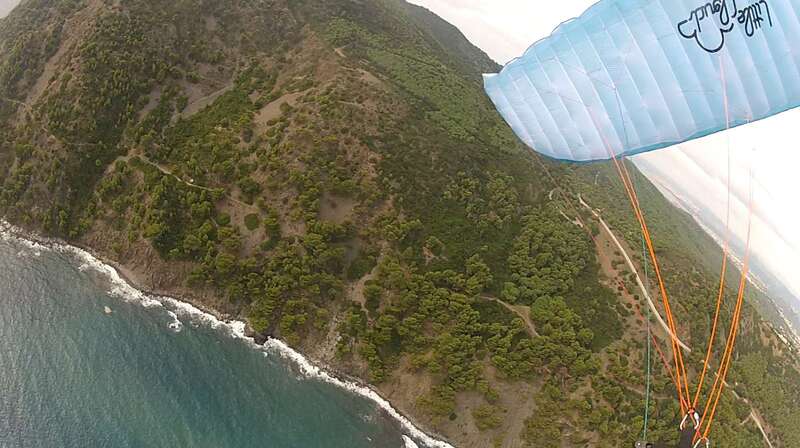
[{"left": 678, "top": 0, "right": 773, "bottom": 53}]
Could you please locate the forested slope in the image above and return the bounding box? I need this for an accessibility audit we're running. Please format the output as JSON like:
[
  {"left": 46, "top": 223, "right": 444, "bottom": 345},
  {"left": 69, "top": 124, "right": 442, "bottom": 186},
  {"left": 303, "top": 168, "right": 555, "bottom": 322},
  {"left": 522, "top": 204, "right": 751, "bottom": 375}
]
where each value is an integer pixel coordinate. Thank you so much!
[{"left": 1, "top": 0, "right": 798, "bottom": 446}]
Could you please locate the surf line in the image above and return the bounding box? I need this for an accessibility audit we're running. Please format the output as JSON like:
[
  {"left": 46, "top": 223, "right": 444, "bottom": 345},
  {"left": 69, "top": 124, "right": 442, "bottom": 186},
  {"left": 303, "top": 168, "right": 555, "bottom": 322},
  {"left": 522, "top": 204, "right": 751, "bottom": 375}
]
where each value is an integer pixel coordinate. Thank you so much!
[{"left": 0, "top": 219, "right": 452, "bottom": 448}]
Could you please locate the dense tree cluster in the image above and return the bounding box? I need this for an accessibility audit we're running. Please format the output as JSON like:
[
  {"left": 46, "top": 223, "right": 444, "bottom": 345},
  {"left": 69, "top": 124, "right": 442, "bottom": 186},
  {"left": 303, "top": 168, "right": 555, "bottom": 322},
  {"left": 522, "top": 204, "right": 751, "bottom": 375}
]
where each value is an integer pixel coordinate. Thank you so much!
[
  {"left": 1, "top": 1, "right": 799, "bottom": 446},
  {"left": 502, "top": 206, "right": 591, "bottom": 305}
]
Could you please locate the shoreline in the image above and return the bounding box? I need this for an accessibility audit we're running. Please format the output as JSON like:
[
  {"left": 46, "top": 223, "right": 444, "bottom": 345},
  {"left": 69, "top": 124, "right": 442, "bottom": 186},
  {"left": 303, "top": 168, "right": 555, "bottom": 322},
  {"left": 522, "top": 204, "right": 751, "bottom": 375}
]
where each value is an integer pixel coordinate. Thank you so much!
[{"left": 0, "top": 218, "right": 454, "bottom": 448}]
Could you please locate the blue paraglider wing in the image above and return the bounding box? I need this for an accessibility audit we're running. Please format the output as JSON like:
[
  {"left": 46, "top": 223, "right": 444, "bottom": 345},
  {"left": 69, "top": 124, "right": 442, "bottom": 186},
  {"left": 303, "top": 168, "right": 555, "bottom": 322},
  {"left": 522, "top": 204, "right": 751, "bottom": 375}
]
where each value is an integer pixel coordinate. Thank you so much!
[{"left": 484, "top": 0, "right": 800, "bottom": 161}]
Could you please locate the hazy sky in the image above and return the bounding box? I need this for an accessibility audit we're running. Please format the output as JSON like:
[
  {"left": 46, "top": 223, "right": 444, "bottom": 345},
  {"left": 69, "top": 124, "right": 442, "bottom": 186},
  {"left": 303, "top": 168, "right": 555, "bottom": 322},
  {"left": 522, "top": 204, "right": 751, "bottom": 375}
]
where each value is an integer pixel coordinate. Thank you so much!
[
  {"left": 409, "top": 0, "right": 800, "bottom": 300},
  {"left": 0, "top": 0, "right": 18, "bottom": 18}
]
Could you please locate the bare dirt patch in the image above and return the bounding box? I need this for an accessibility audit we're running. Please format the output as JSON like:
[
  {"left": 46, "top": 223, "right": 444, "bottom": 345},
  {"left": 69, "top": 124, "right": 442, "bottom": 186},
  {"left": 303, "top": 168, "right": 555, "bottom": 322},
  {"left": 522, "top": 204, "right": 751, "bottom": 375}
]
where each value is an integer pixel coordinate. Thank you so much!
[
  {"left": 215, "top": 197, "right": 262, "bottom": 256},
  {"left": 137, "top": 87, "right": 163, "bottom": 119},
  {"left": 253, "top": 91, "right": 302, "bottom": 130},
  {"left": 319, "top": 193, "right": 356, "bottom": 224},
  {"left": 348, "top": 264, "right": 378, "bottom": 307},
  {"left": 358, "top": 68, "right": 383, "bottom": 87},
  {"left": 24, "top": 0, "right": 105, "bottom": 106},
  {"left": 383, "top": 362, "right": 541, "bottom": 448},
  {"left": 179, "top": 82, "right": 234, "bottom": 118},
  {"left": 483, "top": 296, "right": 538, "bottom": 337}
]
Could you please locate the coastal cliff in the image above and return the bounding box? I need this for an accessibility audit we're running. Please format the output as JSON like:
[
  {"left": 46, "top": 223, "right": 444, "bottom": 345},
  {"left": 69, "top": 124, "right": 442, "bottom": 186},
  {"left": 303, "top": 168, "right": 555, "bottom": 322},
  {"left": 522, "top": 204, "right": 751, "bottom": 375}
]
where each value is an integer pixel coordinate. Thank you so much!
[{"left": 2, "top": 1, "right": 800, "bottom": 446}]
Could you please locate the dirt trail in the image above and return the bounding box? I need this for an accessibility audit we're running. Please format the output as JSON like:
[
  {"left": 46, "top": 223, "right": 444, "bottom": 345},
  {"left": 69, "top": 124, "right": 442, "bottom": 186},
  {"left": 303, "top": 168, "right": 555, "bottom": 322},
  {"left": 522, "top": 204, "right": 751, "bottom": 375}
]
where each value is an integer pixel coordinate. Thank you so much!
[
  {"left": 179, "top": 83, "right": 234, "bottom": 118},
  {"left": 482, "top": 296, "right": 539, "bottom": 337},
  {"left": 1, "top": 97, "right": 96, "bottom": 148},
  {"left": 144, "top": 157, "right": 257, "bottom": 209},
  {"left": 576, "top": 194, "right": 776, "bottom": 448},
  {"left": 730, "top": 388, "right": 774, "bottom": 447},
  {"left": 109, "top": 152, "right": 257, "bottom": 212},
  {"left": 750, "top": 410, "right": 774, "bottom": 448},
  {"left": 0, "top": 97, "right": 29, "bottom": 110},
  {"left": 254, "top": 91, "right": 302, "bottom": 130},
  {"left": 578, "top": 194, "right": 691, "bottom": 353}
]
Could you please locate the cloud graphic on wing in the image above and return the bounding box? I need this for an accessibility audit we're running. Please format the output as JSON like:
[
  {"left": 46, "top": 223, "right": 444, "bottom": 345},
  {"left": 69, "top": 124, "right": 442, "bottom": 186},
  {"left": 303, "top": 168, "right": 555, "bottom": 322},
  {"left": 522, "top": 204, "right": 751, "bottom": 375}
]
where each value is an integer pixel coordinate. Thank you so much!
[{"left": 677, "top": 3, "right": 736, "bottom": 53}]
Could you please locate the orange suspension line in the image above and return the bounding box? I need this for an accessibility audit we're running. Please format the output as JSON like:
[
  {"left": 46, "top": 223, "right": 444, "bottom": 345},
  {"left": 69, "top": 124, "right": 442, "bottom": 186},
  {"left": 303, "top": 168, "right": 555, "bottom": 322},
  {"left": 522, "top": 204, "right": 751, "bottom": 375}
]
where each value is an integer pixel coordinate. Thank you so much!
[
  {"left": 692, "top": 55, "right": 734, "bottom": 411},
  {"left": 629, "top": 251, "right": 688, "bottom": 404},
  {"left": 652, "top": 333, "right": 679, "bottom": 390},
  {"left": 692, "top": 250, "right": 729, "bottom": 409},
  {"left": 619, "top": 160, "right": 690, "bottom": 410},
  {"left": 597, "top": 131, "right": 690, "bottom": 413},
  {"left": 561, "top": 90, "right": 693, "bottom": 411},
  {"left": 598, "top": 147, "right": 688, "bottom": 411},
  {"left": 630, "top": 294, "right": 682, "bottom": 395},
  {"left": 695, "top": 170, "right": 755, "bottom": 444},
  {"left": 587, "top": 102, "right": 691, "bottom": 413},
  {"left": 609, "top": 152, "right": 691, "bottom": 411}
]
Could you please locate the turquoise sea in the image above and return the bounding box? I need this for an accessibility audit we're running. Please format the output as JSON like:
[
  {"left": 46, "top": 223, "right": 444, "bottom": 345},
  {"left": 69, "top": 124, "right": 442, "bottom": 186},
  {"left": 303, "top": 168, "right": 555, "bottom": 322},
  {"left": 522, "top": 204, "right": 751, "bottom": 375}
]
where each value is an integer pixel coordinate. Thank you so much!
[{"left": 0, "top": 228, "right": 442, "bottom": 448}]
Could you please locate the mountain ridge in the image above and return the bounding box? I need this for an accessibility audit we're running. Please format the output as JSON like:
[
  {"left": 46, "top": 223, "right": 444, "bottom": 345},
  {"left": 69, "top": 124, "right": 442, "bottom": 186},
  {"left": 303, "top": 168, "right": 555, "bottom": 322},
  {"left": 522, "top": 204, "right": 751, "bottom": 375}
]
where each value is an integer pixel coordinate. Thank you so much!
[{"left": 2, "top": 1, "right": 800, "bottom": 447}]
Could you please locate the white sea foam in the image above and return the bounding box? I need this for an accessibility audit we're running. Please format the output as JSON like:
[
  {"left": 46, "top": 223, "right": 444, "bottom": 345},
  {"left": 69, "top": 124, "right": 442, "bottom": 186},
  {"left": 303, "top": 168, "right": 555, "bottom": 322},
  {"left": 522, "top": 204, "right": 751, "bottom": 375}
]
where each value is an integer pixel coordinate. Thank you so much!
[
  {"left": 403, "top": 435, "right": 421, "bottom": 448},
  {"left": 263, "top": 338, "right": 454, "bottom": 448},
  {"left": 166, "top": 310, "right": 183, "bottom": 332},
  {"left": 0, "top": 219, "right": 453, "bottom": 448},
  {"left": 16, "top": 249, "right": 41, "bottom": 258}
]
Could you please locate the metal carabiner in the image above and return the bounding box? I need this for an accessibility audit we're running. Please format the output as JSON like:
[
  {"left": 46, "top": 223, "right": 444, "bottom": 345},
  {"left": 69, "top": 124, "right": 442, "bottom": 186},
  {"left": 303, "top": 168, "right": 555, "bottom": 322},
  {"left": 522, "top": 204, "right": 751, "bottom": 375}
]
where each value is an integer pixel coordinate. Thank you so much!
[{"left": 680, "top": 409, "right": 701, "bottom": 430}]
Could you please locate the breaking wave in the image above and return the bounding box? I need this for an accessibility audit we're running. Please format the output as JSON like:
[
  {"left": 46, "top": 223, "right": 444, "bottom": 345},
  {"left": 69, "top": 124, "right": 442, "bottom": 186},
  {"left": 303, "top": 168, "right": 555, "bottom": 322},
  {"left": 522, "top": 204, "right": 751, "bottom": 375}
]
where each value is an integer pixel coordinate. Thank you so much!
[{"left": 0, "top": 219, "right": 453, "bottom": 448}]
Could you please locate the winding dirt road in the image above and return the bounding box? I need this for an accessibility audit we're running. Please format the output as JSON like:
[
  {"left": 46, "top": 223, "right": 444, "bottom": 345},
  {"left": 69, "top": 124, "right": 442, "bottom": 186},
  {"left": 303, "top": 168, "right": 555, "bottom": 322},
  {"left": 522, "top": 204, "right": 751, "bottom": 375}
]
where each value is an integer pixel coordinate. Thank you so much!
[
  {"left": 482, "top": 296, "right": 539, "bottom": 337},
  {"left": 576, "top": 194, "right": 776, "bottom": 447},
  {"left": 578, "top": 194, "right": 691, "bottom": 353}
]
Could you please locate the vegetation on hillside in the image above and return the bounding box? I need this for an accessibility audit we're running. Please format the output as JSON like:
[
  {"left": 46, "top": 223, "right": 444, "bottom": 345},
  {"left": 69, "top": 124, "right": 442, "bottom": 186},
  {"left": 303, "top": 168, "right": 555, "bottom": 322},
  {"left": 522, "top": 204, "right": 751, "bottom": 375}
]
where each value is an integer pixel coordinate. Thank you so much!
[{"left": 1, "top": 0, "right": 798, "bottom": 447}]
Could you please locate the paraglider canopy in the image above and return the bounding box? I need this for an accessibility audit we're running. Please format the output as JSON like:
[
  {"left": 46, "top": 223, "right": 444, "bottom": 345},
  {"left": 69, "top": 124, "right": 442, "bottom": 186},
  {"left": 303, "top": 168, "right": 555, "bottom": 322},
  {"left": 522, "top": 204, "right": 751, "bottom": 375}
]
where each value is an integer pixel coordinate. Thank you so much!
[
  {"left": 482, "top": 0, "right": 775, "bottom": 445},
  {"left": 483, "top": 0, "right": 797, "bottom": 161}
]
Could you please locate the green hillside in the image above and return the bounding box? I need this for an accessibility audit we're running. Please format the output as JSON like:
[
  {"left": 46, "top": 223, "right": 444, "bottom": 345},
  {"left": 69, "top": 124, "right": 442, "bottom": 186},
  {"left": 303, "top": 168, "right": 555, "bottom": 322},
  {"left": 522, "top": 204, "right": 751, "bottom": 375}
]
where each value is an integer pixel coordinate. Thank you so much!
[{"left": 1, "top": 0, "right": 798, "bottom": 446}]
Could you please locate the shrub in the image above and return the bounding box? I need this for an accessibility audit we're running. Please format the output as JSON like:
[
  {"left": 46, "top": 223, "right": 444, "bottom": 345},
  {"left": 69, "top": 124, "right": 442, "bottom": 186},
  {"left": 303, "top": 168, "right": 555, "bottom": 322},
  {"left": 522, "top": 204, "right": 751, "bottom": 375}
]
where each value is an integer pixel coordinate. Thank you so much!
[{"left": 244, "top": 213, "right": 260, "bottom": 231}]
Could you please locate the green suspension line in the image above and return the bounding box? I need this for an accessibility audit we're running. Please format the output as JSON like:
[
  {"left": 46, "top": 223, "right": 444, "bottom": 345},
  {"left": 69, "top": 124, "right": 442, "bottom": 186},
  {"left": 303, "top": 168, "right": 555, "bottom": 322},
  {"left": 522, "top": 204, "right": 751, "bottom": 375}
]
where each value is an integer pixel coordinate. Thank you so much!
[{"left": 630, "top": 161, "right": 651, "bottom": 441}]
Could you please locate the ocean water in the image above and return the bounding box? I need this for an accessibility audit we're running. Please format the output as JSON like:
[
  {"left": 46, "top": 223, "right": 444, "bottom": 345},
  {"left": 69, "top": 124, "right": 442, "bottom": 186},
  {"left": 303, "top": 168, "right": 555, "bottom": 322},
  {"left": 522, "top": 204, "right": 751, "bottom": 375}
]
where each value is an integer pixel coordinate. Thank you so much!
[{"left": 0, "top": 231, "right": 439, "bottom": 448}]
